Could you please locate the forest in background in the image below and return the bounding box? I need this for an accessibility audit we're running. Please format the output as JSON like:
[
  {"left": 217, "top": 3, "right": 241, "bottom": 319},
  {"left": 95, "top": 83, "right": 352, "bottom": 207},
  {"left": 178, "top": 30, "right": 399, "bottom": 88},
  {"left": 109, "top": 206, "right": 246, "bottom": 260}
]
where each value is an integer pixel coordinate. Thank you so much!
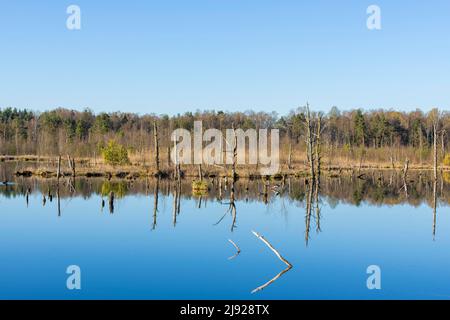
[{"left": 0, "top": 106, "right": 449, "bottom": 169}]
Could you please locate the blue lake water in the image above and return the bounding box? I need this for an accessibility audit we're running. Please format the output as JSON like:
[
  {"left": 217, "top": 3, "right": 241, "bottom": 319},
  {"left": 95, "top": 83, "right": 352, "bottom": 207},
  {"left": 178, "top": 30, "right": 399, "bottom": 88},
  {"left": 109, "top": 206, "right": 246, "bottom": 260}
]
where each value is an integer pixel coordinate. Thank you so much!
[{"left": 0, "top": 172, "right": 449, "bottom": 300}]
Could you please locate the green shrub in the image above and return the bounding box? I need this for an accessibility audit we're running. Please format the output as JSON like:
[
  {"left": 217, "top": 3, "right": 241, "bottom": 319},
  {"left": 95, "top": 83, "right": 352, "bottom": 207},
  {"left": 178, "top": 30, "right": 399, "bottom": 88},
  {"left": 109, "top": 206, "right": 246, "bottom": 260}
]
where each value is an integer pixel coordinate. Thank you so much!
[
  {"left": 101, "top": 140, "right": 130, "bottom": 166},
  {"left": 444, "top": 172, "right": 450, "bottom": 183},
  {"left": 444, "top": 154, "right": 450, "bottom": 167}
]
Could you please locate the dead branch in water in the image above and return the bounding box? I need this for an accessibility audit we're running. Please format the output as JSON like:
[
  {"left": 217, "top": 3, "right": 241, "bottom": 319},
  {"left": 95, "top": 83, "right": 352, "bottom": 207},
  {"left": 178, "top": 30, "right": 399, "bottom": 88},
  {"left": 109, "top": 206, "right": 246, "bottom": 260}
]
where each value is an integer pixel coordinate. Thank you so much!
[
  {"left": 251, "top": 231, "right": 292, "bottom": 268},
  {"left": 305, "top": 180, "right": 313, "bottom": 246},
  {"left": 251, "top": 231, "right": 293, "bottom": 293},
  {"left": 230, "top": 202, "right": 237, "bottom": 232},
  {"left": 228, "top": 239, "right": 241, "bottom": 260},
  {"left": 152, "top": 178, "right": 160, "bottom": 230},
  {"left": 251, "top": 266, "right": 292, "bottom": 294},
  {"left": 57, "top": 185, "right": 61, "bottom": 217},
  {"left": 432, "top": 179, "right": 437, "bottom": 240},
  {"left": 213, "top": 210, "right": 228, "bottom": 226}
]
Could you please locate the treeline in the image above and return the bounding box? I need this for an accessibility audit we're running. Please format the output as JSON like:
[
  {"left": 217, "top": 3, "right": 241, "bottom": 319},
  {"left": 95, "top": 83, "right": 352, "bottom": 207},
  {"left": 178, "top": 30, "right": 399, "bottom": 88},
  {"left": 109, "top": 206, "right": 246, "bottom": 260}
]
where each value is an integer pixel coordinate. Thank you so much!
[{"left": 0, "top": 106, "right": 449, "bottom": 167}]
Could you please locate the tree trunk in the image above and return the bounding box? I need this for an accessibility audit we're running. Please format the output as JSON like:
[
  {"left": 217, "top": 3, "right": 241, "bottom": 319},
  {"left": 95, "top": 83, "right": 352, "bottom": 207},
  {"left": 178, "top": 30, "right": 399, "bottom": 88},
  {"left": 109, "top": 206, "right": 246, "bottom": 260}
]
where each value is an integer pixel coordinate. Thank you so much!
[
  {"left": 305, "top": 104, "right": 315, "bottom": 180},
  {"left": 67, "top": 155, "right": 75, "bottom": 178},
  {"left": 167, "top": 145, "right": 171, "bottom": 168},
  {"left": 231, "top": 124, "right": 237, "bottom": 181},
  {"left": 288, "top": 140, "right": 292, "bottom": 170},
  {"left": 198, "top": 164, "right": 203, "bottom": 181},
  {"left": 56, "top": 155, "right": 61, "bottom": 181},
  {"left": 442, "top": 129, "right": 446, "bottom": 158},
  {"left": 315, "top": 114, "right": 322, "bottom": 178},
  {"left": 153, "top": 121, "right": 160, "bottom": 173}
]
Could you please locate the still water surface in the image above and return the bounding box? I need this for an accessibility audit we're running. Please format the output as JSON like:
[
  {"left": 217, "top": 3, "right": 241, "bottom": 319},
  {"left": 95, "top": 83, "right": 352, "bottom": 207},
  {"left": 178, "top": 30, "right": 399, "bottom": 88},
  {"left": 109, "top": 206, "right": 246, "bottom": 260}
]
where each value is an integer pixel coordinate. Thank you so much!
[{"left": 0, "top": 167, "right": 449, "bottom": 299}]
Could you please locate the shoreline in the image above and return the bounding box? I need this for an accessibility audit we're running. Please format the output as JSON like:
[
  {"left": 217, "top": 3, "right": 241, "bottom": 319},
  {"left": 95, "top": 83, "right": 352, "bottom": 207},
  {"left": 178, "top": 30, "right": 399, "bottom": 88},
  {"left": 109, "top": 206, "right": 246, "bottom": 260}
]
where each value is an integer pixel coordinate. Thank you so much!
[{"left": 2, "top": 156, "right": 448, "bottom": 180}]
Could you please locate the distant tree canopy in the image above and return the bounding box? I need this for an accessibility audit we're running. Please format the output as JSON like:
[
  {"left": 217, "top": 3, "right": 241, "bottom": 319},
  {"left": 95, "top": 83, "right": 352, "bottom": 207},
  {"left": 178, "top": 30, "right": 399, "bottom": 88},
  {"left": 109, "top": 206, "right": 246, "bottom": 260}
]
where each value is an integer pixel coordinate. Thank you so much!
[{"left": 0, "top": 106, "right": 449, "bottom": 164}]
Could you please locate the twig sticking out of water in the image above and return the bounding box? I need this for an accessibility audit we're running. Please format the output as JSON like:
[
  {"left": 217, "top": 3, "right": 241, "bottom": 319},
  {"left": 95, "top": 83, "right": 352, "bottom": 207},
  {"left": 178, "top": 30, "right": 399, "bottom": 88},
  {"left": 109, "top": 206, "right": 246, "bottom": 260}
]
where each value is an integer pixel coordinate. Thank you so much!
[
  {"left": 228, "top": 239, "right": 241, "bottom": 260},
  {"left": 251, "top": 231, "right": 292, "bottom": 268}
]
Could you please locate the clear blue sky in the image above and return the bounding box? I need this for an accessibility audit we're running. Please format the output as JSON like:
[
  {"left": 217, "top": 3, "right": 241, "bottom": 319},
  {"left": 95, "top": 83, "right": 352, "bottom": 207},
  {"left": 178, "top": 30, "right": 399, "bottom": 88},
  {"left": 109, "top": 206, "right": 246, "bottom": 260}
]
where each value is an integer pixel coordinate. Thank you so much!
[{"left": 1, "top": 1, "right": 449, "bottom": 115}]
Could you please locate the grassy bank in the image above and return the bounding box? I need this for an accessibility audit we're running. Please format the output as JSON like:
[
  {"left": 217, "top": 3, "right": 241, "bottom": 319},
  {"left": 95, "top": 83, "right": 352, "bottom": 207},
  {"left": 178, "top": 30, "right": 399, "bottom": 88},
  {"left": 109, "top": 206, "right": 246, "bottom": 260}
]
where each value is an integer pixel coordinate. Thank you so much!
[{"left": 3, "top": 155, "right": 449, "bottom": 180}]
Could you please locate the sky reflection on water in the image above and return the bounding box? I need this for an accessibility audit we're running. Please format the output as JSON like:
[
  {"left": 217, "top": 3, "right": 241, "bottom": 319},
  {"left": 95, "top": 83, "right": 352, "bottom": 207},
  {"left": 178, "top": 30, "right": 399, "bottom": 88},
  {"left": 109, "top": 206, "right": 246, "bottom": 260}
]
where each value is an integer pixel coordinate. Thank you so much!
[{"left": 0, "top": 173, "right": 449, "bottom": 300}]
